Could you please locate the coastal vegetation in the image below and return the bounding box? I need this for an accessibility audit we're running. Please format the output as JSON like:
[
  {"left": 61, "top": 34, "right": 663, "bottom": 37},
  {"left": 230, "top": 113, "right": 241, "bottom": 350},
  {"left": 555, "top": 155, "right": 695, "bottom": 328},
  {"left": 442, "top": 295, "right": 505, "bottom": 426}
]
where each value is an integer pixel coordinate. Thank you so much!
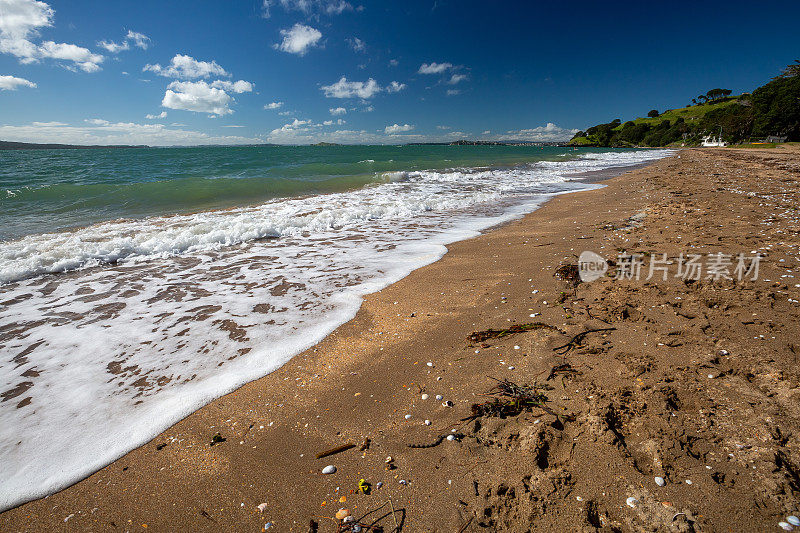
[{"left": 570, "top": 60, "right": 800, "bottom": 147}]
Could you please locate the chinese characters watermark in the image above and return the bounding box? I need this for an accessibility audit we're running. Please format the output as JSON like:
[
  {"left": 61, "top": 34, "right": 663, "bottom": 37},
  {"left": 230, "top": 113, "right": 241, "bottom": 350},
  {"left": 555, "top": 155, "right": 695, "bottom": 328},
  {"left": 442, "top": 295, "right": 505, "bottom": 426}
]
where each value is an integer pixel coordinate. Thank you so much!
[{"left": 578, "top": 251, "right": 762, "bottom": 283}]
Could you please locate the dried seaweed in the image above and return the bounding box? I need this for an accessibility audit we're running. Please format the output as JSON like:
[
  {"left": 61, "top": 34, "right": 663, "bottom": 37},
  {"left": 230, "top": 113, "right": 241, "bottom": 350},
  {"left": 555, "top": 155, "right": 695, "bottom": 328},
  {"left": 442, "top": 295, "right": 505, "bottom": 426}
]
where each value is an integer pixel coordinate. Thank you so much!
[
  {"left": 464, "top": 378, "right": 556, "bottom": 421},
  {"left": 467, "top": 322, "right": 559, "bottom": 343},
  {"left": 553, "top": 327, "right": 616, "bottom": 355},
  {"left": 554, "top": 263, "right": 581, "bottom": 287}
]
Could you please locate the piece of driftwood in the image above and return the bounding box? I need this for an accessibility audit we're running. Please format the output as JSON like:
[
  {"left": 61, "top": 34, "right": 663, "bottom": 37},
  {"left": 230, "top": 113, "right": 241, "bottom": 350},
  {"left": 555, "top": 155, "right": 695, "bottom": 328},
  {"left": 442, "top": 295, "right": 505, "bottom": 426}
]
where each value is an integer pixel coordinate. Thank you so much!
[{"left": 316, "top": 443, "right": 356, "bottom": 459}]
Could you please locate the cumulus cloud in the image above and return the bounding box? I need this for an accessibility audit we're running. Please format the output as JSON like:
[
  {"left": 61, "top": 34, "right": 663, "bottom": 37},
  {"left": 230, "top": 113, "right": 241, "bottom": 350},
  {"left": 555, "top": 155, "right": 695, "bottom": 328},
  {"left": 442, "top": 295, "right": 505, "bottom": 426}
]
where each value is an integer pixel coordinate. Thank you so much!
[
  {"left": 97, "top": 30, "right": 150, "bottom": 53},
  {"left": 144, "top": 54, "right": 229, "bottom": 79},
  {"left": 0, "top": 0, "right": 104, "bottom": 72},
  {"left": 448, "top": 73, "right": 467, "bottom": 84},
  {"left": 436, "top": 125, "right": 450, "bottom": 130},
  {"left": 329, "top": 106, "right": 346, "bottom": 115},
  {"left": 162, "top": 80, "right": 235, "bottom": 116},
  {"left": 418, "top": 62, "right": 453, "bottom": 74},
  {"left": 320, "top": 76, "right": 381, "bottom": 98},
  {"left": 322, "top": 118, "right": 345, "bottom": 126},
  {"left": 0, "top": 119, "right": 261, "bottom": 146},
  {"left": 347, "top": 37, "right": 365, "bottom": 52},
  {"left": 275, "top": 23, "right": 321, "bottom": 56},
  {"left": 264, "top": 101, "right": 283, "bottom": 109},
  {"left": 386, "top": 81, "right": 405, "bottom": 93},
  {"left": 384, "top": 123, "right": 413, "bottom": 134},
  {"left": 145, "top": 111, "right": 167, "bottom": 119},
  {"left": 262, "top": 0, "right": 352, "bottom": 18},
  {"left": 210, "top": 79, "right": 254, "bottom": 93},
  {"left": 0, "top": 74, "right": 36, "bottom": 90},
  {"left": 503, "top": 123, "right": 579, "bottom": 142}
]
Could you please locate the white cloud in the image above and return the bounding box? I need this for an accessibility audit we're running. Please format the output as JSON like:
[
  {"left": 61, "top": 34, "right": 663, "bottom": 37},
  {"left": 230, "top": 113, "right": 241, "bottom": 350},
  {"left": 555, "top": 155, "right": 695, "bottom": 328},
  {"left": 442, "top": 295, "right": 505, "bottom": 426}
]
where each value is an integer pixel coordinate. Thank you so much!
[
  {"left": 446, "top": 89, "right": 460, "bottom": 96},
  {"left": 162, "top": 80, "right": 235, "bottom": 116},
  {"left": 0, "top": 74, "right": 36, "bottom": 90},
  {"left": 97, "top": 30, "right": 150, "bottom": 53},
  {"left": 0, "top": 119, "right": 261, "bottom": 146},
  {"left": 436, "top": 125, "right": 450, "bottom": 130},
  {"left": 275, "top": 23, "right": 321, "bottom": 56},
  {"left": 0, "top": 0, "right": 104, "bottom": 72},
  {"left": 97, "top": 39, "right": 128, "bottom": 53},
  {"left": 126, "top": 31, "right": 150, "bottom": 50},
  {"left": 347, "top": 37, "right": 365, "bottom": 52},
  {"left": 221, "top": 125, "right": 244, "bottom": 128},
  {"left": 210, "top": 79, "right": 254, "bottom": 93},
  {"left": 389, "top": 59, "right": 398, "bottom": 67},
  {"left": 482, "top": 130, "right": 490, "bottom": 134},
  {"left": 384, "top": 123, "right": 413, "bottom": 134},
  {"left": 329, "top": 106, "right": 346, "bottom": 115},
  {"left": 322, "top": 118, "right": 345, "bottom": 125},
  {"left": 448, "top": 73, "right": 467, "bottom": 84},
  {"left": 503, "top": 123, "right": 579, "bottom": 142},
  {"left": 321, "top": 76, "right": 380, "bottom": 98},
  {"left": 271, "top": 118, "right": 313, "bottom": 134},
  {"left": 278, "top": 110, "right": 291, "bottom": 116},
  {"left": 144, "top": 54, "right": 228, "bottom": 79},
  {"left": 262, "top": 0, "right": 352, "bottom": 17},
  {"left": 418, "top": 62, "right": 453, "bottom": 74},
  {"left": 145, "top": 111, "right": 167, "bottom": 119},
  {"left": 362, "top": 105, "right": 373, "bottom": 112},
  {"left": 264, "top": 101, "right": 283, "bottom": 109},
  {"left": 386, "top": 81, "right": 405, "bottom": 93}
]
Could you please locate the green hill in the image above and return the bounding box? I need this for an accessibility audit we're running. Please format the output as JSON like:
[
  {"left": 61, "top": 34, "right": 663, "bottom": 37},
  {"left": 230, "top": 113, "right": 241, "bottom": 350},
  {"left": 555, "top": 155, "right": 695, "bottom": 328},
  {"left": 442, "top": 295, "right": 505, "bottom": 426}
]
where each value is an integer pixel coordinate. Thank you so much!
[{"left": 570, "top": 60, "right": 800, "bottom": 147}]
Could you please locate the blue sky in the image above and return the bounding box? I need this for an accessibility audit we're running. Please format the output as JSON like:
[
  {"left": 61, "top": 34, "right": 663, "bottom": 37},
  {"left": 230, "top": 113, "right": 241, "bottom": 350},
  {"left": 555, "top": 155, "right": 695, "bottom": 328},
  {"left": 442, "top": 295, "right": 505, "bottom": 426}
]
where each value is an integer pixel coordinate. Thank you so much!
[{"left": 1, "top": 0, "right": 798, "bottom": 145}]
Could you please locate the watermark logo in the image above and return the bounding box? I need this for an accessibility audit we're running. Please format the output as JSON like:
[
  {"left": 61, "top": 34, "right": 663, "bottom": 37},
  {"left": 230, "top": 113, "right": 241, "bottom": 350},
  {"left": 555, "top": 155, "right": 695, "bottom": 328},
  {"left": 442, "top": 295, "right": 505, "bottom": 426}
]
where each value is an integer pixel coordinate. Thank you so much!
[
  {"left": 578, "top": 251, "right": 762, "bottom": 282},
  {"left": 578, "top": 251, "right": 608, "bottom": 282}
]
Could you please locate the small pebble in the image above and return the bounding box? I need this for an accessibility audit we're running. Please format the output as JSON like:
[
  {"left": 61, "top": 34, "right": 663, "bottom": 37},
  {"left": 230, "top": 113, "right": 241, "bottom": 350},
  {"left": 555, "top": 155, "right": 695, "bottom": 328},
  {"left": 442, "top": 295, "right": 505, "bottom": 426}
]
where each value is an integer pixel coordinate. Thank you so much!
[
  {"left": 264, "top": 523, "right": 273, "bottom": 530},
  {"left": 376, "top": 482, "right": 383, "bottom": 489},
  {"left": 442, "top": 400, "right": 453, "bottom": 407},
  {"left": 789, "top": 517, "right": 800, "bottom": 527},
  {"left": 626, "top": 497, "right": 637, "bottom": 508},
  {"left": 322, "top": 465, "right": 337, "bottom": 475},
  {"left": 779, "top": 522, "right": 793, "bottom": 531},
  {"left": 421, "top": 394, "right": 429, "bottom": 400},
  {"left": 655, "top": 476, "right": 666, "bottom": 486},
  {"left": 399, "top": 479, "right": 407, "bottom": 485},
  {"left": 343, "top": 516, "right": 355, "bottom": 523},
  {"left": 435, "top": 395, "right": 443, "bottom": 401},
  {"left": 513, "top": 345, "right": 520, "bottom": 350},
  {"left": 508, "top": 366, "right": 515, "bottom": 370},
  {"left": 576, "top": 496, "right": 583, "bottom": 501},
  {"left": 352, "top": 525, "right": 363, "bottom": 532},
  {"left": 685, "top": 479, "right": 692, "bottom": 485},
  {"left": 424, "top": 420, "right": 431, "bottom": 426},
  {"left": 404, "top": 414, "right": 412, "bottom": 419},
  {"left": 426, "top": 362, "right": 433, "bottom": 367},
  {"left": 257, "top": 503, "right": 268, "bottom": 513},
  {"left": 446, "top": 434, "right": 455, "bottom": 441}
]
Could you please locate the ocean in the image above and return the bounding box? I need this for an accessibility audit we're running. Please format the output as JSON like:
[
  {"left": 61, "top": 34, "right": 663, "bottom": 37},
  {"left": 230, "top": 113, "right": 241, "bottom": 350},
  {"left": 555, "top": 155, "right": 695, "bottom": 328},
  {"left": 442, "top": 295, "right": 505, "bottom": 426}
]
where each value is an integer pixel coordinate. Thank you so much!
[{"left": 0, "top": 144, "right": 671, "bottom": 510}]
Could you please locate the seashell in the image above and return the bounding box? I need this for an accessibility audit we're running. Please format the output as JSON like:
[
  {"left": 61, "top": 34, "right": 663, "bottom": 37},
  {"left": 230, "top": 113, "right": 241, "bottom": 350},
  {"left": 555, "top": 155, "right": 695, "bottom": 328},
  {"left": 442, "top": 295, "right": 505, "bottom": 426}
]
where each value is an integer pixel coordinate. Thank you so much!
[
  {"left": 426, "top": 362, "right": 433, "bottom": 367},
  {"left": 264, "top": 522, "right": 273, "bottom": 530},
  {"left": 778, "top": 522, "right": 793, "bottom": 531},
  {"left": 385, "top": 456, "right": 393, "bottom": 463},
  {"left": 322, "top": 465, "right": 337, "bottom": 475},
  {"left": 424, "top": 420, "right": 431, "bottom": 426},
  {"left": 442, "top": 400, "right": 453, "bottom": 407},
  {"left": 399, "top": 479, "right": 407, "bottom": 485},
  {"left": 335, "top": 508, "right": 351, "bottom": 520},
  {"left": 626, "top": 497, "right": 637, "bottom": 508},
  {"left": 789, "top": 517, "right": 800, "bottom": 527},
  {"left": 685, "top": 479, "right": 692, "bottom": 485},
  {"left": 376, "top": 482, "right": 383, "bottom": 489},
  {"left": 446, "top": 434, "right": 455, "bottom": 441},
  {"left": 435, "top": 395, "right": 443, "bottom": 401},
  {"left": 257, "top": 503, "right": 268, "bottom": 513},
  {"left": 404, "top": 414, "right": 412, "bottom": 419},
  {"left": 508, "top": 366, "right": 515, "bottom": 370},
  {"left": 513, "top": 346, "right": 520, "bottom": 350},
  {"left": 654, "top": 476, "right": 665, "bottom": 486},
  {"left": 421, "top": 394, "right": 429, "bottom": 400},
  {"left": 343, "top": 516, "right": 355, "bottom": 523},
  {"left": 352, "top": 525, "right": 363, "bottom": 532}
]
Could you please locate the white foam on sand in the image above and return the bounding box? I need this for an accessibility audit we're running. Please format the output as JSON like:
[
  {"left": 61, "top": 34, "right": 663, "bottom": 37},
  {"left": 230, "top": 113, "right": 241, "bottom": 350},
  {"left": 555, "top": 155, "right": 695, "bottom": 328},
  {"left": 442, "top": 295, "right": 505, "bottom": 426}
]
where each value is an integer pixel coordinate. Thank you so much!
[{"left": 0, "top": 149, "right": 671, "bottom": 511}]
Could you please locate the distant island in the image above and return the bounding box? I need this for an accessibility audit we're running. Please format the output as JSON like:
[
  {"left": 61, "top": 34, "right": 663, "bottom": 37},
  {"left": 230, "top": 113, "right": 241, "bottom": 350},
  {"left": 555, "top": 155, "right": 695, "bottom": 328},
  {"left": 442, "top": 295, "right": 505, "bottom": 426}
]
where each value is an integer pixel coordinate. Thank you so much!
[
  {"left": 408, "top": 140, "right": 568, "bottom": 147},
  {"left": 570, "top": 60, "right": 799, "bottom": 147},
  {"left": 0, "top": 140, "right": 149, "bottom": 150}
]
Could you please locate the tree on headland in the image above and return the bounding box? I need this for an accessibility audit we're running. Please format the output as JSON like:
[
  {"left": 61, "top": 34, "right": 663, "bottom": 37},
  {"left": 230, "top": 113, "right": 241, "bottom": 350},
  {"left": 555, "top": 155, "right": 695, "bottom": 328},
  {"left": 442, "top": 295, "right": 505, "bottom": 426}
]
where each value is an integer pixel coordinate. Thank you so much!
[
  {"left": 773, "top": 59, "right": 800, "bottom": 79},
  {"left": 648, "top": 109, "right": 659, "bottom": 118},
  {"left": 705, "top": 88, "right": 732, "bottom": 102},
  {"left": 691, "top": 98, "right": 698, "bottom": 105}
]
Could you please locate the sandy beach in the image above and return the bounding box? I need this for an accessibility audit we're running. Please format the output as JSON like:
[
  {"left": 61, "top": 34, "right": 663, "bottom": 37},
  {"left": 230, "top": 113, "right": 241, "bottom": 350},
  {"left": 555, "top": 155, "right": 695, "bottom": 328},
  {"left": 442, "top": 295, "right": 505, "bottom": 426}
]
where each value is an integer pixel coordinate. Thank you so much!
[{"left": 3, "top": 146, "right": 800, "bottom": 532}]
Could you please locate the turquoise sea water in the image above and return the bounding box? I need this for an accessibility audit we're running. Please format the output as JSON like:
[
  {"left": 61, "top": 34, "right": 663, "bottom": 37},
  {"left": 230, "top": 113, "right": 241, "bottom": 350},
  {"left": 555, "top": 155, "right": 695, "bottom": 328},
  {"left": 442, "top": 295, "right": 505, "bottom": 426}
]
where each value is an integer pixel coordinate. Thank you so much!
[{"left": 2, "top": 145, "right": 615, "bottom": 240}]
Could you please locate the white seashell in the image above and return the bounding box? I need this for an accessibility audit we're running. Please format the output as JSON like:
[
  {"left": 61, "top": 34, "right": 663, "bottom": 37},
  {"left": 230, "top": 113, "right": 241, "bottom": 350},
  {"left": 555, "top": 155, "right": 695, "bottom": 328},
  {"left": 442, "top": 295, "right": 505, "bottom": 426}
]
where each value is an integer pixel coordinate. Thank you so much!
[
  {"left": 788, "top": 517, "right": 800, "bottom": 527},
  {"left": 385, "top": 456, "right": 392, "bottom": 463},
  {"left": 508, "top": 366, "right": 515, "bottom": 370},
  {"left": 343, "top": 516, "right": 355, "bottom": 523},
  {"left": 376, "top": 482, "right": 383, "bottom": 489},
  {"left": 352, "top": 525, "right": 363, "bottom": 532},
  {"left": 257, "top": 503, "right": 268, "bottom": 513},
  {"left": 322, "top": 465, "right": 337, "bottom": 475},
  {"left": 513, "top": 345, "right": 520, "bottom": 350},
  {"left": 685, "top": 479, "right": 692, "bottom": 485},
  {"left": 626, "top": 497, "right": 637, "bottom": 508},
  {"left": 424, "top": 420, "right": 431, "bottom": 426},
  {"left": 404, "top": 414, "right": 412, "bottom": 419},
  {"left": 421, "top": 394, "right": 429, "bottom": 400},
  {"left": 435, "top": 394, "right": 443, "bottom": 401},
  {"left": 446, "top": 434, "right": 455, "bottom": 441},
  {"left": 426, "top": 362, "right": 433, "bottom": 367},
  {"left": 399, "top": 479, "right": 407, "bottom": 485},
  {"left": 778, "top": 522, "right": 793, "bottom": 531},
  {"left": 654, "top": 476, "right": 666, "bottom": 486}
]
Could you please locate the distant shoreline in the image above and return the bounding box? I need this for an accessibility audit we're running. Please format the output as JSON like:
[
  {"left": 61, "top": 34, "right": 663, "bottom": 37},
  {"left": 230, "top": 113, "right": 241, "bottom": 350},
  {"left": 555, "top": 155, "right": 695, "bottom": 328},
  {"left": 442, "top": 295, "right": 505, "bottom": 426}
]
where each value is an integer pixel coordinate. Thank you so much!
[{"left": 0, "top": 140, "right": 149, "bottom": 150}]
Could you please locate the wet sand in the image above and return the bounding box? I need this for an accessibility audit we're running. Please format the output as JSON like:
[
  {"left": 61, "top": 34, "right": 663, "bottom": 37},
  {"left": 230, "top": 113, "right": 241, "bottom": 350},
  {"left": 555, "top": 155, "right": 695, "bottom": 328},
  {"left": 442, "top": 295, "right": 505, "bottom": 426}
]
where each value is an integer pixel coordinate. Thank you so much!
[{"left": 3, "top": 146, "right": 800, "bottom": 532}]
